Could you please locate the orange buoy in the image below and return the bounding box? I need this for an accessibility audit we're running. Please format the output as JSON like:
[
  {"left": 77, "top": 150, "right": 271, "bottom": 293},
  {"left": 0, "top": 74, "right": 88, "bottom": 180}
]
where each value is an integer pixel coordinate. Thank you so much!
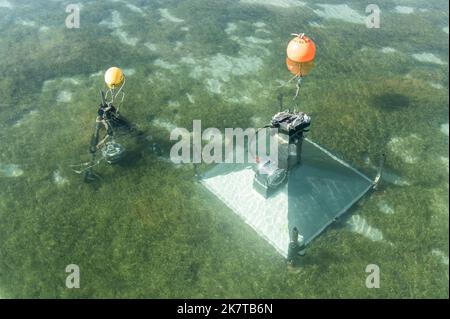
[
  {"left": 286, "top": 33, "right": 316, "bottom": 63},
  {"left": 286, "top": 58, "right": 315, "bottom": 77}
]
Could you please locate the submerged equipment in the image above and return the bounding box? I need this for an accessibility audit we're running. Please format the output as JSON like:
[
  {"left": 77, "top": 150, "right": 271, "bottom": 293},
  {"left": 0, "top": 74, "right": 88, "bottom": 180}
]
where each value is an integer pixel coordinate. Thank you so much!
[
  {"left": 101, "top": 140, "right": 125, "bottom": 164},
  {"left": 253, "top": 110, "right": 311, "bottom": 198},
  {"left": 86, "top": 90, "right": 127, "bottom": 168},
  {"left": 287, "top": 227, "right": 306, "bottom": 266},
  {"left": 253, "top": 160, "right": 287, "bottom": 196},
  {"left": 201, "top": 34, "right": 384, "bottom": 258},
  {"left": 201, "top": 112, "right": 382, "bottom": 257},
  {"left": 71, "top": 67, "right": 129, "bottom": 181}
]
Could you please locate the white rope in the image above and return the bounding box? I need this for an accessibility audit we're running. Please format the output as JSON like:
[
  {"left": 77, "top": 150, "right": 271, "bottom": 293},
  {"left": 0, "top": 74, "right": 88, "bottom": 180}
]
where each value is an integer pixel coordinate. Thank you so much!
[
  {"left": 70, "top": 158, "right": 104, "bottom": 174},
  {"left": 292, "top": 77, "right": 302, "bottom": 101}
]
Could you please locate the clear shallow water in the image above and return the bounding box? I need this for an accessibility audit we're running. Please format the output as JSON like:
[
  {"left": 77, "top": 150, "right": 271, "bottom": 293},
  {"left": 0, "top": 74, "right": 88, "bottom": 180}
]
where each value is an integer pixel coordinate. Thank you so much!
[{"left": 0, "top": 0, "right": 448, "bottom": 298}]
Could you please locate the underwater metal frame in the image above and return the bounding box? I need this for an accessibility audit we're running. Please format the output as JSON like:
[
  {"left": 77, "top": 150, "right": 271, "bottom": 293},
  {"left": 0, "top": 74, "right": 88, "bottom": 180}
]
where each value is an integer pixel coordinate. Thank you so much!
[{"left": 201, "top": 138, "right": 375, "bottom": 257}]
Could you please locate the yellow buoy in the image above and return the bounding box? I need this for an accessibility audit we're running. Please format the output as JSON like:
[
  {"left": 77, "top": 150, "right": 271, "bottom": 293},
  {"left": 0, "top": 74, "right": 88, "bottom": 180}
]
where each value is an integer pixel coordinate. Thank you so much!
[{"left": 104, "top": 67, "right": 124, "bottom": 89}]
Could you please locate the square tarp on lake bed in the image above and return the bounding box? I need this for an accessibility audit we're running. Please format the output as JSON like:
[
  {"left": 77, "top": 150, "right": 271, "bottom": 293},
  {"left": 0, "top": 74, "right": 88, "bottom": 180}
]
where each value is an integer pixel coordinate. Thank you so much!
[{"left": 201, "top": 139, "right": 374, "bottom": 257}]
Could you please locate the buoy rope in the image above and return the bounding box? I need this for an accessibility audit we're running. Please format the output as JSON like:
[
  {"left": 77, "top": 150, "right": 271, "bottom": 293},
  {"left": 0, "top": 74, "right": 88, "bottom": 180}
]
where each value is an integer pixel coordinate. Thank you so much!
[
  {"left": 114, "top": 77, "right": 126, "bottom": 113},
  {"left": 277, "top": 74, "right": 303, "bottom": 100},
  {"left": 277, "top": 73, "right": 300, "bottom": 88},
  {"left": 293, "top": 77, "right": 302, "bottom": 101},
  {"left": 105, "top": 77, "right": 126, "bottom": 112},
  {"left": 290, "top": 33, "right": 305, "bottom": 39}
]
